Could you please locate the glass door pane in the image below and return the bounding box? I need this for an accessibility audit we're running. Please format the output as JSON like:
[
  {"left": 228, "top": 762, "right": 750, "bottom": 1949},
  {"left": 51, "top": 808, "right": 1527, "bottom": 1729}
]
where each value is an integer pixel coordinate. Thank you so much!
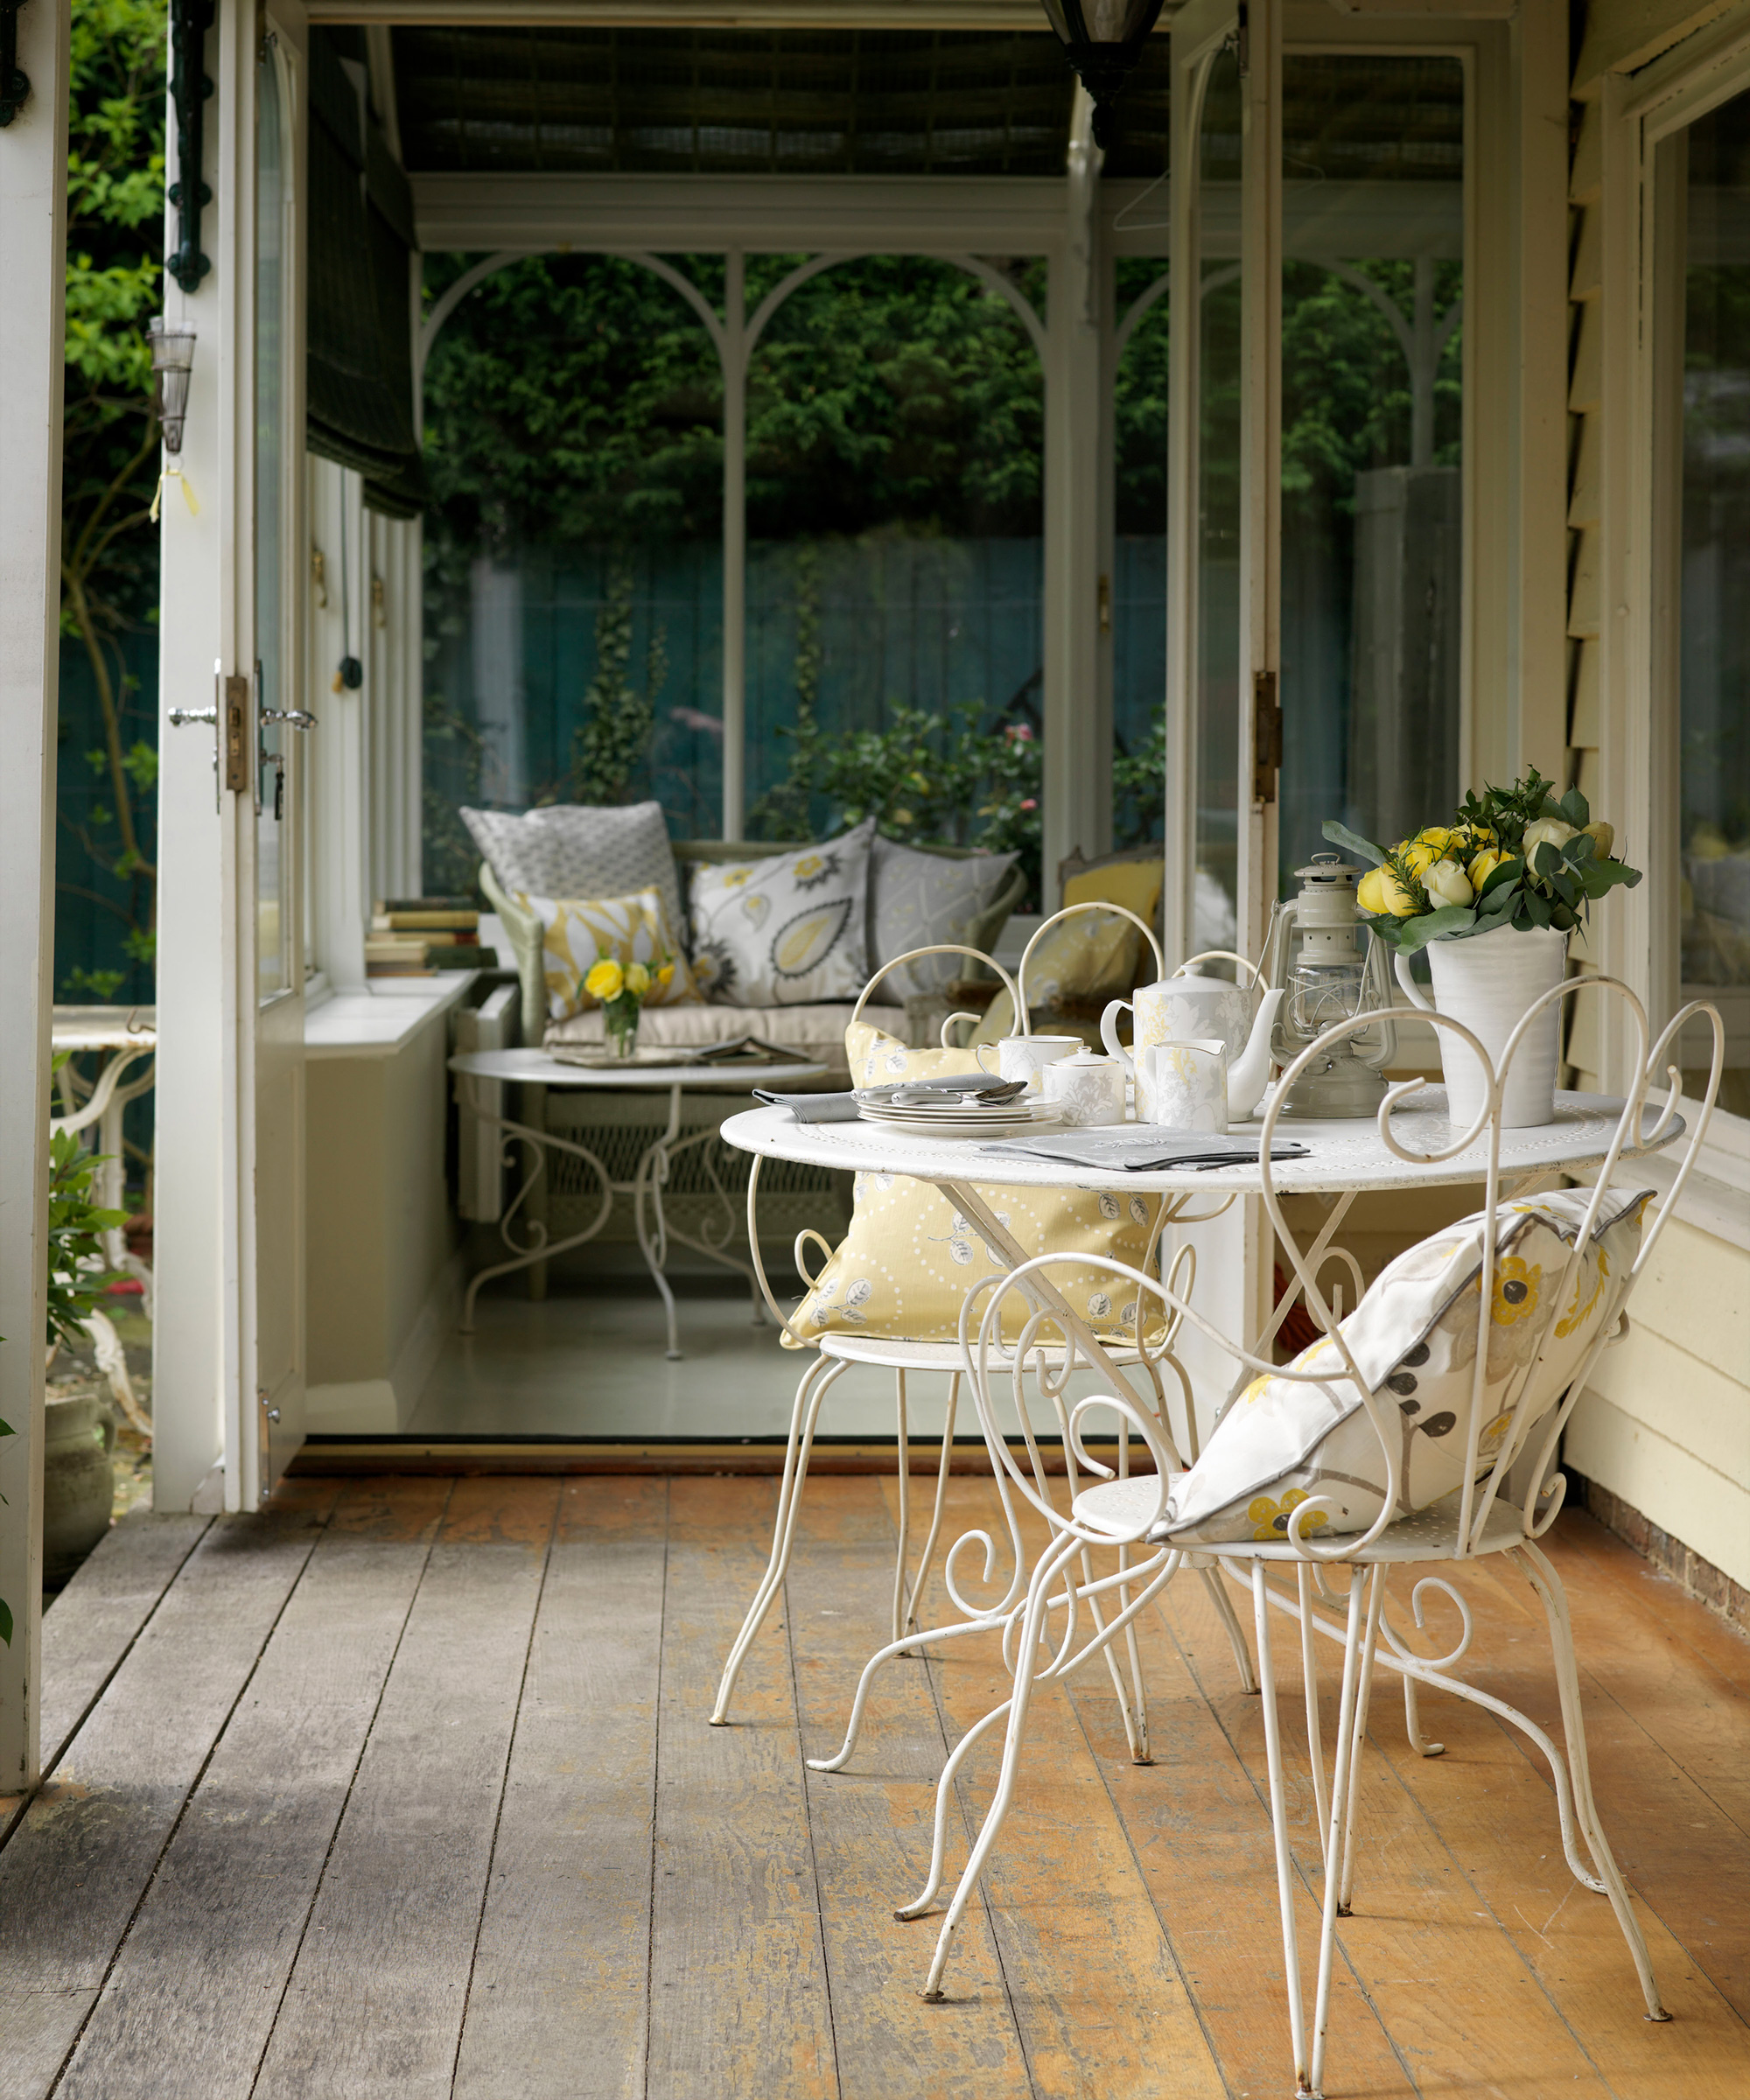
[
  {"left": 256, "top": 44, "right": 290, "bottom": 999},
  {"left": 1675, "top": 88, "right": 1750, "bottom": 1115},
  {"left": 1193, "top": 44, "right": 1244, "bottom": 953},
  {"left": 1276, "top": 53, "right": 1466, "bottom": 892}
]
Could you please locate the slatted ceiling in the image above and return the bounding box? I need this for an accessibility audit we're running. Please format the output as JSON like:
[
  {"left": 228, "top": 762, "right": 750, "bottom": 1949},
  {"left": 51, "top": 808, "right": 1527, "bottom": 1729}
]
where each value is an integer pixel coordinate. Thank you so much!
[
  {"left": 391, "top": 25, "right": 1183, "bottom": 177},
  {"left": 1283, "top": 54, "right": 1465, "bottom": 182}
]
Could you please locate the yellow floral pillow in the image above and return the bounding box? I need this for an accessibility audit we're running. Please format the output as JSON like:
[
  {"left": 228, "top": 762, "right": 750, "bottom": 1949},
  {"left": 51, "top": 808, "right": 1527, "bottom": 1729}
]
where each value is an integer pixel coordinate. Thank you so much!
[
  {"left": 972, "top": 906, "right": 1144, "bottom": 1042},
  {"left": 518, "top": 886, "right": 696, "bottom": 1021},
  {"left": 1152, "top": 1187, "right": 1654, "bottom": 1545},
  {"left": 784, "top": 1025, "right": 1167, "bottom": 1348}
]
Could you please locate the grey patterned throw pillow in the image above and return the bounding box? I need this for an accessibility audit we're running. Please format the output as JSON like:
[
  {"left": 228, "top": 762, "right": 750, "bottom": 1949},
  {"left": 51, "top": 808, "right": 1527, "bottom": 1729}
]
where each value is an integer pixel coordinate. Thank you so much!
[
  {"left": 461, "top": 802, "right": 682, "bottom": 942},
  {"left": 864, "top": 837, "right": 1021, "bottom": 1004}
]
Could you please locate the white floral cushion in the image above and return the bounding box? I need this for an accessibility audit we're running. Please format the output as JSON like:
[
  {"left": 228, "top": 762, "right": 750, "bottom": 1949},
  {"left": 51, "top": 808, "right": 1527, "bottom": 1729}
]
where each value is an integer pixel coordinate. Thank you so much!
[
  {"left": 519, "top": 887, "right": 696, "bottom": 1021},
  {"left": 788, "top": 1025, "right": 1166, "bottom": 1348},
  {"left": 689, "top": 824, "right": 873, "bottom": 1006},
  {"left": 1151, "top": 1187, "right": 1653, "bottom": 1546}
]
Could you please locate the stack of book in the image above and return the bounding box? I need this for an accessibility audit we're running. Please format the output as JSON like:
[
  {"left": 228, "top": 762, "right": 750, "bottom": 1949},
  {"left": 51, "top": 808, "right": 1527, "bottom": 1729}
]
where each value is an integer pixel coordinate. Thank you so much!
[{"left": 366, "top": 897, "right": 481, "bottom": 977}]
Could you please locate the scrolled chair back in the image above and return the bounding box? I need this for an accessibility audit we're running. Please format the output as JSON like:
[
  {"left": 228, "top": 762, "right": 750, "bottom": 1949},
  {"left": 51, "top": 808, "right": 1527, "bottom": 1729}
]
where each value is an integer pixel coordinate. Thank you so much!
[
  {"left": 1251, "top": 974, "right": 1726, "bottom": 1565},
  {"left": 952, "top": 1240, "right": 1209, "bottom": 1567},
  {"left": 849, "top": 942, "right": 1022, "bottom": 1049}
]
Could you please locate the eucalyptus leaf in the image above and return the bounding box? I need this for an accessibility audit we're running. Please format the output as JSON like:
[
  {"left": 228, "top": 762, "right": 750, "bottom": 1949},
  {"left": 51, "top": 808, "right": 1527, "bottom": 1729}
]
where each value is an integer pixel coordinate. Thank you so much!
[
  {"left": 1394, "top": 904, "right": 1476, "bottom": 954},
  {"left": 1523, "top": 888, "right": 1551, "bottom": 928},
  {"left": 1558, "top": 785, "right": 1590, "bottom": 828},
  {"left": 1320, "top": 819, "right": 1386, "bottom": 868}
]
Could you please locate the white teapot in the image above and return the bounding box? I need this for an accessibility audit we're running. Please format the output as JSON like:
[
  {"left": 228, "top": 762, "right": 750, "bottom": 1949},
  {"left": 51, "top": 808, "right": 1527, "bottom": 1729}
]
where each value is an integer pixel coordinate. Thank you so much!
[{"left": 1101, "top": 952, "right": 1284, "bottom": 1121}]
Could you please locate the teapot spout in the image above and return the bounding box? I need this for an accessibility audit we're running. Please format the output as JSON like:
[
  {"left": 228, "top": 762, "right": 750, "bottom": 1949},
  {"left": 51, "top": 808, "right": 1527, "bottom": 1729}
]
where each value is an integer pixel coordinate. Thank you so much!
[{"left": 1226, "top": 989, "right": 1285, "bottom": 1120}]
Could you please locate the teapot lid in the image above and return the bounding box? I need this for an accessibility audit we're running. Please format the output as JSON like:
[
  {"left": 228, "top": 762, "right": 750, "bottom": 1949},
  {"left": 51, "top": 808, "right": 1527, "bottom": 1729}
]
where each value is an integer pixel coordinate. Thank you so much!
[{"left": 1058, "top": 1045, "right": 1116, "bottom": 1066}]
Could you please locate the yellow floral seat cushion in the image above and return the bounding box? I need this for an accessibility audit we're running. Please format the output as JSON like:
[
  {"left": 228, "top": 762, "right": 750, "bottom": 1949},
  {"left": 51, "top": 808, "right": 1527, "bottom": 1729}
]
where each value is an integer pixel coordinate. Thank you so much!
[
  {"left": 518, "top": 886, "right": 697, "bottom": 1022},
  {"left": 1151, "top": 1187, "right": 1653, "bottom": 1544},
  {"left": 786, "top": 1022, "right": 1167, "bottom": 1348}
]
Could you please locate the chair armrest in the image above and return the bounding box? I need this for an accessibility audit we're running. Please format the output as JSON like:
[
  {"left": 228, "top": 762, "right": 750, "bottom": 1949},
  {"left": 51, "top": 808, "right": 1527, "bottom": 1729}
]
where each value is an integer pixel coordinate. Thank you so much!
[{"left": 479, "top": 862, "right": 548, "bottom": 1044}]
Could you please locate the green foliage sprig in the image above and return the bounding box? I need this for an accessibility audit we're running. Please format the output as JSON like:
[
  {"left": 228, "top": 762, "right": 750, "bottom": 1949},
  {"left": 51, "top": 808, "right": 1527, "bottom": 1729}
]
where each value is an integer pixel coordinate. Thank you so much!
[
  {"left": 46, "top": 1127, "right": 126, "bottom": 1347},
  {"left": 1325, "top": 766, "right": 1642, "bottom": 956}
]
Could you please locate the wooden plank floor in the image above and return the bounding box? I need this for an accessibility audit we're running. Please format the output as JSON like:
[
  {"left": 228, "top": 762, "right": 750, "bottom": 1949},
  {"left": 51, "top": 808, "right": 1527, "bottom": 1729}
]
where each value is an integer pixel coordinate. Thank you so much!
[{"left": 2, "top": 1476, "right": 1746, "bottom": 2100}]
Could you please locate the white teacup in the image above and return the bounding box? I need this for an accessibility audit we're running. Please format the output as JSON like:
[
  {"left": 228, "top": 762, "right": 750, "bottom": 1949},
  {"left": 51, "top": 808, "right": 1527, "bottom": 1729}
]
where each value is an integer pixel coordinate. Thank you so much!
[
  {"left": 975, "top": 1032, "right": 1081, "bottom": 1093},
  {"left": 1041, "top": 1047, "right": 1128, "bottom": 1127},
  {"left": 1140, "top": 1040, "right": 1228, "bottom": 1132}
]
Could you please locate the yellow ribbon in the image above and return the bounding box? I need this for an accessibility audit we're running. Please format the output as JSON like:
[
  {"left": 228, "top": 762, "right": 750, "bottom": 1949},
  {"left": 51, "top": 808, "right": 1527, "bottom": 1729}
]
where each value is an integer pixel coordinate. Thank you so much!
[{"left": 150, "top": 465, "right": 200, "bottom": 522}]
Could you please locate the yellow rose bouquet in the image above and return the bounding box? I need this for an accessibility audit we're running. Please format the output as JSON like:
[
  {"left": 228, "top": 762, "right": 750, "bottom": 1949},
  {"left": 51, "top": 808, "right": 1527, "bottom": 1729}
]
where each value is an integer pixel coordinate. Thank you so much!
[
  {"left": 1326, "top": 766, "right": 1642, "bottom": 955},
  {"left": 583, "top": 948, "right": 676, "bottom": 1057}
]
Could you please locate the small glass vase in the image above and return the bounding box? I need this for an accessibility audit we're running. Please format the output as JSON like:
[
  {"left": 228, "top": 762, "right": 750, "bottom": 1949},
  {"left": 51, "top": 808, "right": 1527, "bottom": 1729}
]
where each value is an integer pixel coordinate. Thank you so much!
[{"left": 603, "top": 996, "right": 641, "bottom": 1060}]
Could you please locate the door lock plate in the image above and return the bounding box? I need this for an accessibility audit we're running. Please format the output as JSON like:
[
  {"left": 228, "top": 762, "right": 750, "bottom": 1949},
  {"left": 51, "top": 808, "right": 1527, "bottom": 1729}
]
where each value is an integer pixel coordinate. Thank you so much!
[
  {"left": 223, "top": 674, "right": 251, "bottom": 794},
  {"left": 1252, "top": 669, "right": 1282, "bottom": 805}
]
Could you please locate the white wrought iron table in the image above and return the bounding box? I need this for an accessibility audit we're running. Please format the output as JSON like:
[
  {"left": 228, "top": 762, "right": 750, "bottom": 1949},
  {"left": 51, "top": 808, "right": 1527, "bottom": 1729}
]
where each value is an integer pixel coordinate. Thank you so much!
[
  {"left": 450, "top": 1047, "right": 827, "bottom": 1358},
  {"left": 721, "top": 1086, "right": 1678, "bottom": 1409}
]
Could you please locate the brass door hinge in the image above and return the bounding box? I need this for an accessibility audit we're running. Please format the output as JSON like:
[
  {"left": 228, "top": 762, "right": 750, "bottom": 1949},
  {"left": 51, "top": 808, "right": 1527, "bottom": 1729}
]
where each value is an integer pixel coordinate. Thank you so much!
[{"left": 1253, "top": 668, "right": 1282, "bottom": 804}]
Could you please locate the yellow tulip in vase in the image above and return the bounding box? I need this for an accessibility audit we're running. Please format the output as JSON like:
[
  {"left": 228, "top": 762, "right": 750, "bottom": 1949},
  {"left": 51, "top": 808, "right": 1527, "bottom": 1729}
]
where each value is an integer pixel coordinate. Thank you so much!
[
  {"left": 584, "top": 952, "right": 675, "bottom": 1060},
  {"left": 1326, "top": 767, "right": 1642, "bottom": 1129}
]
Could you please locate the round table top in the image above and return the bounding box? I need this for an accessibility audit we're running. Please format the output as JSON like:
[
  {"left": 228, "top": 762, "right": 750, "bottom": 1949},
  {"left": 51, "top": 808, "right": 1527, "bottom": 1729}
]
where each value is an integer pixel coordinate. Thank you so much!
[
  {"left": 720, "top": 1088, "right": 1679, "bottom": 1196},
  {"left": 450, "top": 1047, "right": 828, "bottom": 1091}
]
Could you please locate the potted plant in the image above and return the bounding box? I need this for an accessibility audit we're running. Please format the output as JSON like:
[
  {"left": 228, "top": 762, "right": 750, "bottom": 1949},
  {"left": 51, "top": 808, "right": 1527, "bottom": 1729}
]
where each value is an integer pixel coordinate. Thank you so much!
[{"left": 1325, "top": 768, "right": 1642, "bottom": 1127}]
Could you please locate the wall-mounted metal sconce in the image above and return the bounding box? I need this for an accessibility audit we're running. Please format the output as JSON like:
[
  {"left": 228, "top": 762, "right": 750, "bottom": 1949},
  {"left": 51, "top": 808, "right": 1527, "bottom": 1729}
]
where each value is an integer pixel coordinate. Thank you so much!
[
  {"left": 147, "top": 316, "right": 199, "bottom": 518},
  {"left": 167, "top": 0, "right": 216, "bottom": 292},
  {"left": 0, "top": 0, "right": 32, "bottom": 128},
  {"left": 1039, "top": 0, "right": 1165, "bottom": 150}
]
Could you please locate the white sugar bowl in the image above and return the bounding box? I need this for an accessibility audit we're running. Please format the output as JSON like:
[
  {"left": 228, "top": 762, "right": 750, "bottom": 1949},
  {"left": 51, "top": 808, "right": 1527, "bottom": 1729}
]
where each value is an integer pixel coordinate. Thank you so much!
[{"left": 1041, "top": 1046, "right": 1127, "bottom": 1127}]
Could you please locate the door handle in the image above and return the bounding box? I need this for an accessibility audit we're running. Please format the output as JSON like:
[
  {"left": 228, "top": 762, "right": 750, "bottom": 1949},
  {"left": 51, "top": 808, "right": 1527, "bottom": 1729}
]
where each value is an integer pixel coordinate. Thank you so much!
[
  {"left": 262, "top": 708, "right": 317, "bottom": 731},
  {"left": 167, "top": 706, "right": 218, "bottom": 726}
]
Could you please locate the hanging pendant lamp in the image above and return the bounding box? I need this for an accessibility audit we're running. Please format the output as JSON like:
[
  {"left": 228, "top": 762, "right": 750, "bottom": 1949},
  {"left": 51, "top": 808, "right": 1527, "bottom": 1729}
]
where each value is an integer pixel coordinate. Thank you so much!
[{"left": 1040, "top": 0, "right": 1166, "bottom": 150}]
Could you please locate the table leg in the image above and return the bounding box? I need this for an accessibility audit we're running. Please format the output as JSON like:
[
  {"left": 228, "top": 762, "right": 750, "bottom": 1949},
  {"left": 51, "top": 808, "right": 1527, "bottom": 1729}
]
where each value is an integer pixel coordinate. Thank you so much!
[
  {"left": 456, "top": 1077, "right": 616, "bottom": 1332},
  {"left": 631, "top": 1084, "right": 686, "bottom": 1361}
]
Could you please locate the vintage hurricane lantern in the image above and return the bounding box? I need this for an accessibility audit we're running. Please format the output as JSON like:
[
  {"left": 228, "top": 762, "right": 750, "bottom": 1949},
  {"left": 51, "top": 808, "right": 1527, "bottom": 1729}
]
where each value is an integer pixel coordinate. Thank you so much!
[{"left": 1260, "top": 854, "right": 1398, "bottom": 1117}]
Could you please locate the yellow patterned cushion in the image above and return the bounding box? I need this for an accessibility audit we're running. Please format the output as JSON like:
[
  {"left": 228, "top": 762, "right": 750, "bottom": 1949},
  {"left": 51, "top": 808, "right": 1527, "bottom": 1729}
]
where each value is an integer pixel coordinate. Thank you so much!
[
  {"left": 518, "top": 886, "right": 697, "bottom": 1021},
  {"left": 972, "top": 907, "right": 1144, "bottom": 1043},
  {"left": 784, "top": 1024, "right": 1167, "bottom": 1348}
]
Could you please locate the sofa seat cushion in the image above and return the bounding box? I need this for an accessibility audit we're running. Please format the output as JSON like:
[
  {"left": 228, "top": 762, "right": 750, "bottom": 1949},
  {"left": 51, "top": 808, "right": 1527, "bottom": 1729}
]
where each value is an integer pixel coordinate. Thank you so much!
[{"left": 546, "top": 1000, "right": 860, "bottom": 1085}]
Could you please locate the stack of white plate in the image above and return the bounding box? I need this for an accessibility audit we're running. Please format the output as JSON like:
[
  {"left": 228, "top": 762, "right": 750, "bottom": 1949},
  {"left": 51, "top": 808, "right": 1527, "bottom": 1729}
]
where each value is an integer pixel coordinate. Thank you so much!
[{"left": 856, "top": 1096, "right": 1063, "bottom": 1142}]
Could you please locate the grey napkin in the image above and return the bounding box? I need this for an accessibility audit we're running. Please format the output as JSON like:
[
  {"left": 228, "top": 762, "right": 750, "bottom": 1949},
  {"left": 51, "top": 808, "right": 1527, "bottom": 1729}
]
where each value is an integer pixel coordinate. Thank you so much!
[{"left": 985, "top": 1129, "right": 1312, "bottom": 1172}]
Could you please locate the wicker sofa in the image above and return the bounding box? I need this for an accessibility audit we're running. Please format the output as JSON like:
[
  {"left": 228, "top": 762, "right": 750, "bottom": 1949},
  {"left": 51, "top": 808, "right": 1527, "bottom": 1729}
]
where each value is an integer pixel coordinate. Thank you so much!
[{"left": 476, "top": 835, "right": 1026, "bottom": 1266}]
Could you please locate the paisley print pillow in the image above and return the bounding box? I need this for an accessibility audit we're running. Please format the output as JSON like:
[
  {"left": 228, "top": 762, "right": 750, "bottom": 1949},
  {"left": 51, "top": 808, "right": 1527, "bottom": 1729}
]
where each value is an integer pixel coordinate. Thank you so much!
[{"left": 688, "top": 823, "right": 873, "bottom": 1006}]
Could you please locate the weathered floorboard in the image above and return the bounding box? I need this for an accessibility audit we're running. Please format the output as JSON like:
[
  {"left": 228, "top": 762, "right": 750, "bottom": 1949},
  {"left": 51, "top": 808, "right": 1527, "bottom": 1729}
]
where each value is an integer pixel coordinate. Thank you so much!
[
  {"left": 788, "top": 1477, "right": 1034, "bottom": 2100},
  {"left": 0, "top": 1483, "right": 340, "bottom": 2100},
  {"left": 51, "top": 1479, "right": 452, "bottom": 2100},
  {"left": 251, "top": 1477, "right": 559, "bottom": 2100},
  {"left": 452, "top": 1476, "right": 669, "bottom": 2100},
  {"left": 647, "top": 1476, "right": 838, "bottom": 2100}
]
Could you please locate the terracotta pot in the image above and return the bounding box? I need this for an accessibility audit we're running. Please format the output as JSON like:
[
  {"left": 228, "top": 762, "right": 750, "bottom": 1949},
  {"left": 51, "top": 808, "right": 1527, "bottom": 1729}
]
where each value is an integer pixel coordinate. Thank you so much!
[
  {"left": 44, "top": 1386, "right": 116, "bottom": 1587},
  {"left": 1396, "top": 924, "right": 1567, "bottom": 1130}
]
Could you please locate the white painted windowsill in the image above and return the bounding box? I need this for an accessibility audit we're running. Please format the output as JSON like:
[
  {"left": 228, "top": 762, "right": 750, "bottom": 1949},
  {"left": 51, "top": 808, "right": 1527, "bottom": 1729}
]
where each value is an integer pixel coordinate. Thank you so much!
[{"left": 304, "top": 971, "right": 476, "bottom": 1060}]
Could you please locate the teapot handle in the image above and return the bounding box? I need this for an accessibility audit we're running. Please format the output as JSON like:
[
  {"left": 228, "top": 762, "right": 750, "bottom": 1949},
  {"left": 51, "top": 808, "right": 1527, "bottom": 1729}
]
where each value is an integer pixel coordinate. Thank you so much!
[
  {"left": 1393, "top": 949, "right": 1434, "bottom": 1012},
  {"left": 1100, "top": 998, "right": 1138, "bottom": 1079},
  {"left": 1173, "top": 948, "right": 1263, "bottom": 986}
]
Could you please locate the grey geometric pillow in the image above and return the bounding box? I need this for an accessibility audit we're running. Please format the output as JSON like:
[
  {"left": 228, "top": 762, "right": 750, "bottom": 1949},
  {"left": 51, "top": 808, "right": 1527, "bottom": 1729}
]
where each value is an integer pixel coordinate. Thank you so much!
[
  {"left": 461, "top": 802, "right": 682, "bottom": 944},
  {"left": 865, "top": 838, "right": 1021, "bottom": 1004}
]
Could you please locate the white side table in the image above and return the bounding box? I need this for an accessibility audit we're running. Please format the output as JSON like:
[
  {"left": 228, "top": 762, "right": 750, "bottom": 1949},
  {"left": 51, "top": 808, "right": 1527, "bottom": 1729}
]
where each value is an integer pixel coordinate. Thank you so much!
[
  {"left": 50, "top": 1006, "right": 158, "bottom": 1304},
  {"left": 450, "top": 1049, "right": 828, "bottom": 1359}
]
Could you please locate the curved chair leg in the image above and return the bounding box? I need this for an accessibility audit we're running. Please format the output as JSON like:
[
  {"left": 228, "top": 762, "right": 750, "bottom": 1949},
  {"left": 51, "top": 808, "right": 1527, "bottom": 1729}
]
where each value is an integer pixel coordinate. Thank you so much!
[
  {"left": 710, "top": 1353, "right": 847, "bottom": 1726},
  {"left": 920, "top": 1534, "right": 1081, "bottom": 1999},
  {"left": 1202, "top": 1561, "right": 1259, "bottom": 1693},
  {"left": 1403, "top": 1670, "right": 1446, "bottom": 1756},
  {"left": 1251, "top": 1561, "right": 1311, "bottom": 2092},
  {"left": 891, "top": 1369, "right": 912, "bottom": 1648},
  {"left": 808, "top": 1616, "right": 998, "bottom": 1774},
  {"left": 1517, "top": 1542, "right": 1669, "bottom": 2022},
  {"left": 1305, "top": 1567, "right": 1371, "bottom": 2100},
  {"left": 1298, "top": 1563, "right": 1331, "bottom": 1859},
  {"left": 1336, "top": 1567, "right": 1386, "bottom": 1918},
  {"left": 900, "top": 1372, "right": 961, "bottom": 1650},
  {"left": 894, "top": 1691, "right": 1015, "bottom": 1919}
]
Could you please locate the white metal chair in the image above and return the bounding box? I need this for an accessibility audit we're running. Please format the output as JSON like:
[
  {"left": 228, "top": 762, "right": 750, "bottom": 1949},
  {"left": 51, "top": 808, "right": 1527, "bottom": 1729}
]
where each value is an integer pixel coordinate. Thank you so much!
[
  {"left": 907, "top": 978, "right": 1722, "bottom": 2100},
  {"left": 711, "top": 915, "right": 1256, "bottom": 1744}
]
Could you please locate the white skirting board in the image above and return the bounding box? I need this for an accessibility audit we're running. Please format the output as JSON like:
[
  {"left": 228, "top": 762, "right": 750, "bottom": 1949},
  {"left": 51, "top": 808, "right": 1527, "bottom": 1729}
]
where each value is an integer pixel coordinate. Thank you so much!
[{"left": 305, "top": 1247, "right": 466, "bottom": 1434}]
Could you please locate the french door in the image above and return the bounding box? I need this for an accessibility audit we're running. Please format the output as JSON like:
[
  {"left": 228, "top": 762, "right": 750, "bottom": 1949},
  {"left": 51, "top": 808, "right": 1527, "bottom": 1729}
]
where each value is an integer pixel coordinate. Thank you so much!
[{"left": 155, "top": 2, "right": 307, "bottom": 1510}]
